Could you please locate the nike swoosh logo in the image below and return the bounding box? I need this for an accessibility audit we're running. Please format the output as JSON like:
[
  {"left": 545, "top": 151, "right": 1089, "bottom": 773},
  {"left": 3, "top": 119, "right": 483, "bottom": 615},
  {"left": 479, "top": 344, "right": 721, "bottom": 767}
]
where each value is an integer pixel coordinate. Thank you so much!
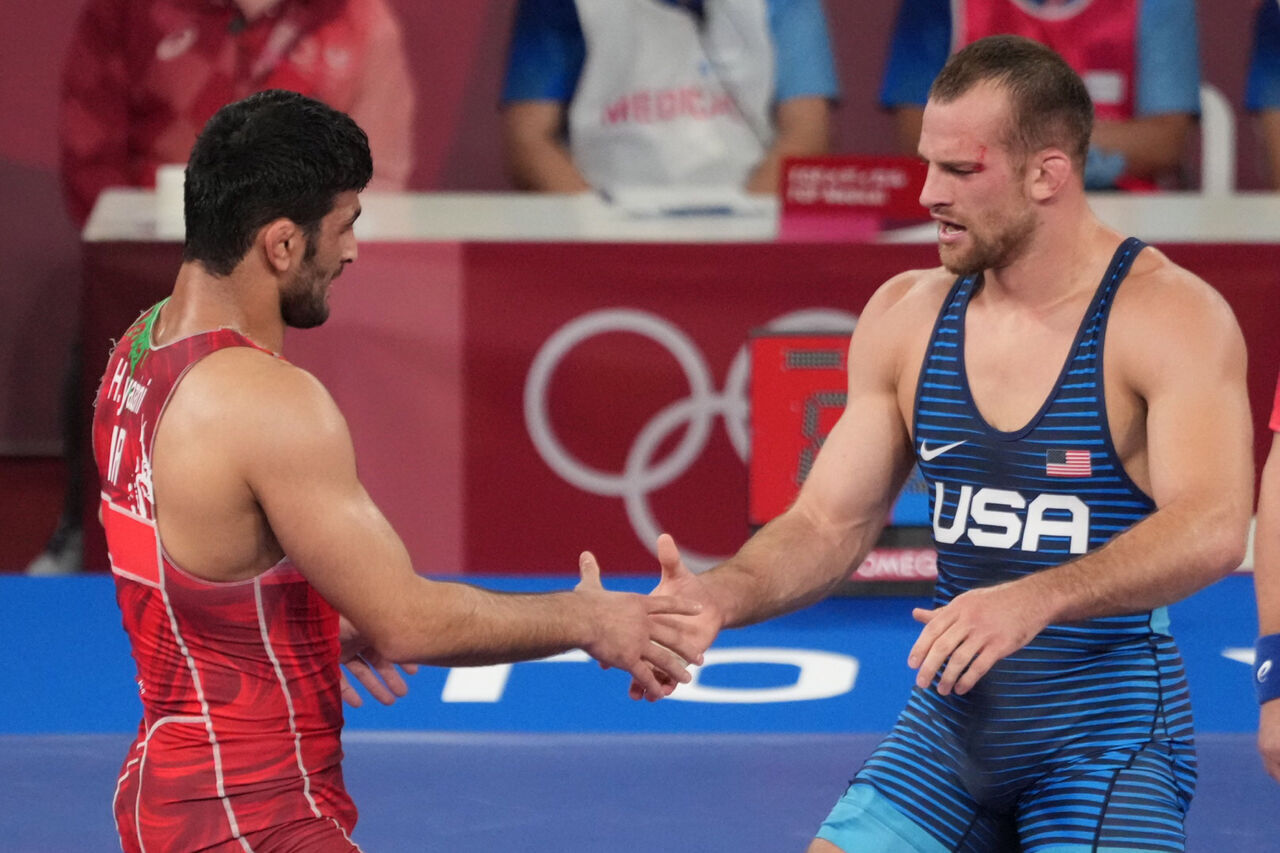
[{"left": 919, "top": 439, "right": 967, "bottom": 462}]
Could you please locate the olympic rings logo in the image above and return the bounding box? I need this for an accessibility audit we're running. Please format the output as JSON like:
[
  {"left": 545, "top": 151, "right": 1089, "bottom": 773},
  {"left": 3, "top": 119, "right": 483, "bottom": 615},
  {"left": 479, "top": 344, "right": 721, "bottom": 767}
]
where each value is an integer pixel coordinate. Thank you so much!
[{"left": 524, "top": 308, "right": 856, "bottom": 571}]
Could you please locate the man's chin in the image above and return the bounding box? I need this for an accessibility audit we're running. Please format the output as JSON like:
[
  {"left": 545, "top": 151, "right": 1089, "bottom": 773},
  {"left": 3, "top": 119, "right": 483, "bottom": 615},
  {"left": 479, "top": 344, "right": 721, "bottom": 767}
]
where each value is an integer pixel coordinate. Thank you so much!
[
  {"left": 287, "top": 314, "right": 329, "bottom": 330},
  {"left": 938, "top": 247, "right": 980, "bottom": 277},
  {"left": 282, "top": 301, "right": 330, "bottom": 329}
]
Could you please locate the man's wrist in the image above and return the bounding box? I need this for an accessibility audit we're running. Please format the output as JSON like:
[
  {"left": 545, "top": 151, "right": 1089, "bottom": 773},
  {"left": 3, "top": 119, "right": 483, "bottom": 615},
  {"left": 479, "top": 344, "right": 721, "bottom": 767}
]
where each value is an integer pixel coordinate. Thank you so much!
[
  {"left": 566, "top": 588, "right": 603, "bottom": 652},
  {"left": 1004, "top": 571, "right": 1063, "bottom": 627},
  {"left": 1255, "top": 633, "right": 1280, "bottom": 704}
]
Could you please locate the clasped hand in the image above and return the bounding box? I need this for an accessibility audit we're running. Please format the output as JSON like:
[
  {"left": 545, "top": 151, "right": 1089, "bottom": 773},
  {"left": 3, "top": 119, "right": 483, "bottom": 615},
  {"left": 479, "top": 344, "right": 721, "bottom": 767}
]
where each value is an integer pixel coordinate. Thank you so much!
[
  {"left": 619, "top": 534, "right": 724, "bottom": 701},
  {"left": 575, "top": 545, "right": 708, "bottom": 701}
]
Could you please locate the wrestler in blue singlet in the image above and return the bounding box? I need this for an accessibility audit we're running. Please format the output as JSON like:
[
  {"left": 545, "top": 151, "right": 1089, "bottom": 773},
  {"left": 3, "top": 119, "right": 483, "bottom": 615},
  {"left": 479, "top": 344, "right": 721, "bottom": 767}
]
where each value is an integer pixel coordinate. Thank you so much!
[{"left": 819, "top": 238, "right": 1197, "bottom": 853}]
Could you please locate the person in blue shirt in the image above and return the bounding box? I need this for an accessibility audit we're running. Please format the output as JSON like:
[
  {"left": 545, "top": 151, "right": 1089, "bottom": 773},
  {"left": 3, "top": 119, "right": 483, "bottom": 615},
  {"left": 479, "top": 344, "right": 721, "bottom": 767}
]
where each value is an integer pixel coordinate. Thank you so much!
[
  {"left": 880, "top": 0, "right": 1201, "bottom": 190},
  {"left": 499, "top": 0, "right": 839, "bottom": 194},
  {"left": 1247, "top": 0, "right": 1280, "bottom": 188}
]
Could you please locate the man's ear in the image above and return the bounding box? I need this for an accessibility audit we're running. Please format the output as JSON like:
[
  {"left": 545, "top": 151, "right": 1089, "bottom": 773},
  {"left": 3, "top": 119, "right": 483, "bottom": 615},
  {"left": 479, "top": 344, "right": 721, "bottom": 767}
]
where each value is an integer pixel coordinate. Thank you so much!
[
  {"left": 261, "top": 218, "right": 302, "bottom": 273},
  {"left": 1028, "top": 148, "right": 1072, "bottom": 201}
]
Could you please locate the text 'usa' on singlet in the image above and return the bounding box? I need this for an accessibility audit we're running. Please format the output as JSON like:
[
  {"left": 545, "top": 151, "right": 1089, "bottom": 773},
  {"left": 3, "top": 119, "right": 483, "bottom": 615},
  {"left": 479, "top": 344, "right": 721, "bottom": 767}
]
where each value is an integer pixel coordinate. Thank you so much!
[{"left": 93, "top": 300, "right": 357, "bottom": 853}]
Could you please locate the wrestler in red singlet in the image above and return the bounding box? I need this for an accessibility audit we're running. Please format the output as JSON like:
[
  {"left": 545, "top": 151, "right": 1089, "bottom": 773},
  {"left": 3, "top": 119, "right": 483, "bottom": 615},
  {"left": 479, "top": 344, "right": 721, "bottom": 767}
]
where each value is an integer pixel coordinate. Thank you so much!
[{"left": 94, "top": 301, "right": 360, "bottom": 853}]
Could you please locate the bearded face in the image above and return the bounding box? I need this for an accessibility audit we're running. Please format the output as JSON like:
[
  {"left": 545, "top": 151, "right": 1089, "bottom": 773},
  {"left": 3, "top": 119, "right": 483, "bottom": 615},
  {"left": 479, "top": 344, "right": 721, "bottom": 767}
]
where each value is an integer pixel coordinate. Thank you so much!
[
  {"left": 277, "top": 191, "right": 360, "bottom": 329},
  {"left": 936, "top": 187, "right": 1038, "bottom": 276},
  {"left": 279, "top": 230, "right": 342, "bottom": 329},
  {"left": 918, "top": 82, "right": 1045, "bottom": 277}
]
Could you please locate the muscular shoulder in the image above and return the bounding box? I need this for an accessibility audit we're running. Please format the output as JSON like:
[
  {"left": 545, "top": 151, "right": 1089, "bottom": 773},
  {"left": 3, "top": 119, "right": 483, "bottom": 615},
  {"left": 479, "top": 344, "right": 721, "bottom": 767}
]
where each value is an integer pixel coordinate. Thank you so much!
[
  {"left": 850, "top": 266, "right": 954, "bottom": 385},
  {"left": 856, "top": 266, "right": 953, "bottom": 345},
  {"left": 1113, "top": 247, "right": 1240, "bottom": 342},
  {"left": 1110, "top": 245, "right": 1245, "bottom": 391},
  {"left": 165, "top": 346, "right": 351, "bottom": 471}
]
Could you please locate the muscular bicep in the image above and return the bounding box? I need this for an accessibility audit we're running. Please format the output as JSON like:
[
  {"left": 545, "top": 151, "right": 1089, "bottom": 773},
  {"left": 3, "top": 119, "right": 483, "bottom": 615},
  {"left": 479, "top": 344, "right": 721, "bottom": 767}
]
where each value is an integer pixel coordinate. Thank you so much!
[
  {"left": 794, "top": 370, "right": 914, "bottom": 539},
  {"left": 791, "top": 288, "right": 918, "bottom": 540},
  {"left": 243, "top": 371, "right": 418, "bottom": 635},
  {"left": 1133, "top": 283, "right": 1252, "bottom": 524}
]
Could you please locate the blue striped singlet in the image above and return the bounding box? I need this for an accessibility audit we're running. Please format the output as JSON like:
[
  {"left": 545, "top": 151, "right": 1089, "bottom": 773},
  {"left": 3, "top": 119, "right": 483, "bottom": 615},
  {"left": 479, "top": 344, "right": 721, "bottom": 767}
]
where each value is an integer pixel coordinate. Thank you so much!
[{"left": 851, "top": 238, "right": 1197, "bottom": 852}]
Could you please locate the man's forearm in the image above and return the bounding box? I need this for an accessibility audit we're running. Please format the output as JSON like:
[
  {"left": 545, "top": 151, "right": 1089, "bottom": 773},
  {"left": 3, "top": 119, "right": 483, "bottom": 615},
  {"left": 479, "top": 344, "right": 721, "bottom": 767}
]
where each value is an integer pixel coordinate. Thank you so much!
[
  {"left": 703, "top": 504, "right": 882, "bottom": 629},
  {"left": 1089, "top": 114, "right": 1193, "bottom": 181},
  {"left": 1255, "top": 447, "right": 1280, "bottom": 634},
  {"left": 1016, "top": 498, "right": 1247, "bottom": 624},
  {"left": 1257, "top": 522, "right": 1280, "bottom": 635},
  {"left": 373, "top": 580, "right": 594, "bottom": 666}
]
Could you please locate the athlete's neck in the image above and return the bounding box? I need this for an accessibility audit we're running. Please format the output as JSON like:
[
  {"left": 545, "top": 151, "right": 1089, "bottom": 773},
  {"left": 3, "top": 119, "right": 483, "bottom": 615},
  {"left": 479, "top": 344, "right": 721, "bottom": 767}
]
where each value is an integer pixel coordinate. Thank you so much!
[
  {"left": 157, "top": 261, "right": 285, "bottom": 354},
  {"left": 979, "top": 212, "right": 1119, "bottom": 312}
]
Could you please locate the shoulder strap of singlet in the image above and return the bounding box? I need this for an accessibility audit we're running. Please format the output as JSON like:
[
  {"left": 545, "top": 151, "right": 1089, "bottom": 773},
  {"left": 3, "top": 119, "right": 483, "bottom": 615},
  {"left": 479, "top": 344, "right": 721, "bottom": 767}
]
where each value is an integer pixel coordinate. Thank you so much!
[{"left": 910, "top": 272, "right": 980, "bottom": 440}]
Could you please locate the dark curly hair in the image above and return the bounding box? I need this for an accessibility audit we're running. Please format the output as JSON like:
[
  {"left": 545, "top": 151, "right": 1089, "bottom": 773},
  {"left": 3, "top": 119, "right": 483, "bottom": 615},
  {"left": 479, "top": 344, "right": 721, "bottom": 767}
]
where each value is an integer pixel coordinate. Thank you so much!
[{"left": 182, "top": 90, "right": 373, "bottom": 276}]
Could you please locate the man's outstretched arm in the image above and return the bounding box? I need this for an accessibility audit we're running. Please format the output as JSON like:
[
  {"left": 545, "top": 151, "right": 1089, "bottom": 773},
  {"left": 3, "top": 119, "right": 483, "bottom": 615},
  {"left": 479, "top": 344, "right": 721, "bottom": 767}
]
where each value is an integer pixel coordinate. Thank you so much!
[
  {"left": 237, "top": 359, "right": 701, "bottom": 699},
  {"left": 633, "top": 273, "right": 928, "bottom": 700}
]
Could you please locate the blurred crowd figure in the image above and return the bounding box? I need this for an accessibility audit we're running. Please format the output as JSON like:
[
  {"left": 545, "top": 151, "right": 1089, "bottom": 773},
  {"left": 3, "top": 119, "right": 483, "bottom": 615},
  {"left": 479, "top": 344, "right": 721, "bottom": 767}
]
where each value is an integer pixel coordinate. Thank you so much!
[
  {"left": 879, "top": 0, "right": 1201, "bottom": 191},
  {"left": 60, "top": 0, "right": 414, "bottom": 228},
  {"left": 1249, "top": 0, "right": 1280, "bottom": 189},
  {"left": 28, "top": 0, "right": 415, "bottom": 575},
  {"left": 499, "top": 0, "right": 840, "bottom": 195}
]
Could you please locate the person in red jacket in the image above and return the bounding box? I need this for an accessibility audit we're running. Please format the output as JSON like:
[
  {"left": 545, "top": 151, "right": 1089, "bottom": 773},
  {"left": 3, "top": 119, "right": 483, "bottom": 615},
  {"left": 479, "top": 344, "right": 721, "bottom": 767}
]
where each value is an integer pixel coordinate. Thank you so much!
[{"left": 60, "top": 0, "right": 414, "bottom": 228}]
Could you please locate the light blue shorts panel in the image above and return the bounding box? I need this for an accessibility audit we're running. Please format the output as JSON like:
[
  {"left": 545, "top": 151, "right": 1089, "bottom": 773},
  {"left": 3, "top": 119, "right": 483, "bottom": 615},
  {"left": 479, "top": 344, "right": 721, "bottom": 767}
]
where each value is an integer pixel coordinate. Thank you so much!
[{"left": 814, "top": 783, "right": 951, "bottom": 853}]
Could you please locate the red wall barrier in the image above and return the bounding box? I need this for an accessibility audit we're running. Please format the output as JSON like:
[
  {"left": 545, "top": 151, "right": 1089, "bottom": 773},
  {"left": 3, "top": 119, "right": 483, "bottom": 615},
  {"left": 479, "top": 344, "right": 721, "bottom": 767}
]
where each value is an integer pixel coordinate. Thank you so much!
[{"left": 79, "top": 238, "right": 1280, "bottom": 575}]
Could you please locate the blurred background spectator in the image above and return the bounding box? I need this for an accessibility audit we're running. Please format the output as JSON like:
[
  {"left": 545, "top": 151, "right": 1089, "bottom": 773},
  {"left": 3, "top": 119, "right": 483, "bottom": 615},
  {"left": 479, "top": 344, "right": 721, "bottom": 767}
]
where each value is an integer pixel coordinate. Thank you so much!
[
  {"left": 498, "top": 0, "right": 840, "bottom": 195},
  {"left": 60, "top": 0, "right": 415, "bottom": 228},
  {"left": 1248, "top": 0, "right": 1280, "bottom": 189},
  {"left": 879, "top": 0, "right": 1202, "bottom": 191}
]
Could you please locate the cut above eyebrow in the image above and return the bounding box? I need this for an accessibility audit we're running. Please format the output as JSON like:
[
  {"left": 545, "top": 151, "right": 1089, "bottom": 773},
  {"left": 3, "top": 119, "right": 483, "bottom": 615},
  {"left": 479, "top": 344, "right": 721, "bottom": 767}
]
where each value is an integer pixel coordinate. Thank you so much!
[{"left": 928, "top": 158, "right": 985, "bottom": 172}]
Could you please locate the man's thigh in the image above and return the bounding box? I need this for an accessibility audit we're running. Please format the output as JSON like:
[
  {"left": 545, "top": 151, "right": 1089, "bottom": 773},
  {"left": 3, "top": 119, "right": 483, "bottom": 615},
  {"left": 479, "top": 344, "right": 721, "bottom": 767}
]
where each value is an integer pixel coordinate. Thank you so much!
[
  {"left": 244, "top": 816, "right": 363, "bottom": 853},
  {"left": 1017, "top": 743, "right": 1193, "bottom": 853}
]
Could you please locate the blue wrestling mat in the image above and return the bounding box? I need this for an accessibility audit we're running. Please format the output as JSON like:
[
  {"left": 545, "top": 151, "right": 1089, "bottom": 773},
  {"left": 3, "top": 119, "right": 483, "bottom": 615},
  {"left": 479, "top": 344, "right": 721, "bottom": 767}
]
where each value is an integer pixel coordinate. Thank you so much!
[{"left": 2, "top": 574, "right": 1275, "bottom": 850}]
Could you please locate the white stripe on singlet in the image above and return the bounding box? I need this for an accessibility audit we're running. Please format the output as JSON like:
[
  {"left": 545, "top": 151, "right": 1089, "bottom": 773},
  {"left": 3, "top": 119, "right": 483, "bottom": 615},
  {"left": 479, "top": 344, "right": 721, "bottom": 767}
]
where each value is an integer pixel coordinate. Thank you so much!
[
  {"left": 158, "top": 564, "right": 255, "bottom": 852},
  {"left": 253, "top": 577, "right": 323, "bottom": 819},
  {"left": 113, "top": 742, "right": 143, "bottom": 851}
]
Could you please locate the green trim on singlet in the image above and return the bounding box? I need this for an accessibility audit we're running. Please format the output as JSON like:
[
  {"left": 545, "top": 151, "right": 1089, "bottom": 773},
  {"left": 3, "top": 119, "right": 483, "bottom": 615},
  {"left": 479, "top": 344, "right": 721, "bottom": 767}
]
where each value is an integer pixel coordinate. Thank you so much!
[{"left": 128, "top": 298, "right": 168, "bottom": 376}]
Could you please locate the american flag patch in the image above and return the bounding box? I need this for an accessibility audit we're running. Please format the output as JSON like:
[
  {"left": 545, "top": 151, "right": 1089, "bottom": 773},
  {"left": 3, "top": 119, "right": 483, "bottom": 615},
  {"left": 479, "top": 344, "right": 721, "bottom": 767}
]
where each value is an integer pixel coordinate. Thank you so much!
[{"left": 1046, "top": 449, "right": 1091, "bottom": 477}]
